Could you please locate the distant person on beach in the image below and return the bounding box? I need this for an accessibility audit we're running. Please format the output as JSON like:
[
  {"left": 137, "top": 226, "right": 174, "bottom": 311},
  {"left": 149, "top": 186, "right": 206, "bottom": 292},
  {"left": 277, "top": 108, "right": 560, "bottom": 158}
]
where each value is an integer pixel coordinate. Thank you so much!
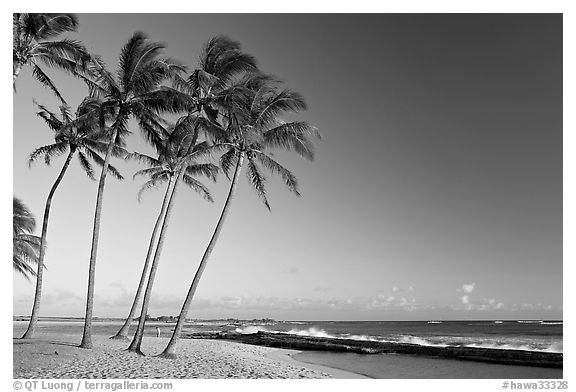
[{"left": 156, "top": 327, "right": 160, "bottom": 338}]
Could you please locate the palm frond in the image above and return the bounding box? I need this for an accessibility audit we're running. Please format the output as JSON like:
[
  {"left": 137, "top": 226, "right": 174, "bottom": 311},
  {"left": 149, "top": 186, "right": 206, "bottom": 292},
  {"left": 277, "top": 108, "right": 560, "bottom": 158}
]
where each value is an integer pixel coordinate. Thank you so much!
[
  {"left": 83, "top": 148, "right": 124, "bottom": 180},
  {"left": 118, "top": 31, "right": 150, "bottom": 90},
  {"left": 59, "top": 104, "right": 73, "bottom": 124},
  {"left": 31, "top": 63, "right": 65, "bottom": 103},
  {"left": 13, "top": 232, "right": 43, "bottom": 280},
  {"left": 77, "top": 151, "right": 95, "bottom": 180},
  {"left": 253, "top": 89, "right": 307, "bottom": 130},
  {"left": 84, "top": 55, "right": 120, "bottom": 97},
  {"left": 108, "top": 110, "right": 132, "bottom": 144},
  {"left": 181, "top": 175, "right": 213, "bottom": 202},
  {"left": 13, "top": 195, "right": 42, "bottom": 280},
  {"left": 212, "top": 51, "right": 257, "bottom": 89},
  {"left": 219, "top": 148, "right": 239, "bottom": 180},
  {"left": 132, "top": 167, "right": 163, "bottom": 180},
  {"left": 255, "top": 152, "right": 300, "bottom": 196},
  {"left": 131, "top": 104, "right": 168, "bottom": 148},
  {"left": 263, "top": 121, "right": 319, "bottom": 161},
  {"left": 34, "top": 101, "right": 64, "bottom": 131},
  {"left": 137, "top": 172, "right": 171, "bottom": 202},
  {"left": 246, "top": 159, "right": 270, "bottom": 210},
  {"left": 125, "top": 152, "right": 161, "bottom": 168},
  {"left": 13, "top": 255, "right": 37, "bottom": 280},
  {"left": 171, "top": 73, "right": 196, "bottom": 96},
  {"left": 34, "top": 14, "right": 78, "bottom": 40},
  {"left": 82, "top": 139, "right": 127, "bottom": 158},
  {"left": 36, "top": 39, "right": 89, "bottom": 65},
  {"left": 13, "top": 197, "right": 36, "bottom": 234},
  {"left": 185, "top": 163, "right": 219, "bottom": 182},
  {"left": 142, "top": 86, "right": 192, "bottom": 113},
  {"left": 28, "top": 141, "right": 69, "bottom": 166}
]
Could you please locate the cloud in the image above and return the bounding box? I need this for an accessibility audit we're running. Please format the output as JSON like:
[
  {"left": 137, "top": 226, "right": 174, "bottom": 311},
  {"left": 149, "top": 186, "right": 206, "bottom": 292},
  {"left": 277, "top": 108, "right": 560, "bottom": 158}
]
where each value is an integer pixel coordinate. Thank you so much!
[
  {"left": 461, "top": 283, "right": 475, "bottom": 293},
  {"left": 312, "top": 286, "right": 332, "bottom": 292},
  {"left": 453, "top": 296, "right": 509, "bottom": 312},
  {"left": 392, "top": 286, "right": 415, "bottom": 293},
  {"left": 154, "top": 294, "right": 431, "bottom": 314},
  {"left": 364, "top": 294, "right": 426, "bottom": 312},
  {"left": 42, "top": 289, "right": 84, "bottom": 305},
  {"left": 282, "top": 267, "right": 300, "bottom": 275}
]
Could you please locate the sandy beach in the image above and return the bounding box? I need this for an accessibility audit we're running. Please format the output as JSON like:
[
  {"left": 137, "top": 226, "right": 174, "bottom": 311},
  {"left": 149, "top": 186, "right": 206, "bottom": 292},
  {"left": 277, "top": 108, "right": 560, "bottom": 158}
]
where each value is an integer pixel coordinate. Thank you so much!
[{"left": 13, "top": 323, "right": 365, "bottom": 379}]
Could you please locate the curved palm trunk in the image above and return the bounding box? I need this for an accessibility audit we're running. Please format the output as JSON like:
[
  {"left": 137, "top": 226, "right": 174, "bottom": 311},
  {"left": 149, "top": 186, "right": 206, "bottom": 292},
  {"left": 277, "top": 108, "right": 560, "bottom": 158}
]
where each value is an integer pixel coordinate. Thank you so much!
[
  {"left": 160, "top": 153, "right": 245, "bottom": 358},
  {"left": 22, "top": 148, "right": 76, "bottom": 339},
  {"left": 111, "top": 176, "right": 175, "bottom": 340},
  {"left": 127, "top": 173, "right": 180, "bottom": 355},
  {"left": 80, "top": 128, "right": 118, "bottom": 349}
]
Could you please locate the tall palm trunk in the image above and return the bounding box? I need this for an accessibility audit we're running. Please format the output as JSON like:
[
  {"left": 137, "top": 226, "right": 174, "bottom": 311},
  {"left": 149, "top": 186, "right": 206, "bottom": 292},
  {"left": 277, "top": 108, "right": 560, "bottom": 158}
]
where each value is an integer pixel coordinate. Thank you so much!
[
  {"left": 80, "top": 128, "right": 118, "bottom": 349},
  {"left": 160, "top": 152, "right": 245, "bottom": 358},
  {"left": 111, "top": 176, "right": 174, "bottom": 340},
  {"left": 22, "top": 147, "right": 76, "bottom": 339},
  {"left": 127, "top": 172, "right": 181, "bottom": 355}
]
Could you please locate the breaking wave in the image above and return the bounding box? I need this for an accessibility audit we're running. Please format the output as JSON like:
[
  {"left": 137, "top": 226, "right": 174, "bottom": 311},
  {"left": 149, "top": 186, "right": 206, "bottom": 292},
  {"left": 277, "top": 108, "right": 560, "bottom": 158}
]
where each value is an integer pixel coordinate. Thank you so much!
[
  {"left": 235, "top": 325, "right": 269, "bottom": 334},
  {"left": 464, "top": 342, "right": 563, "bottom": 353},
  {"left": 233, "top": 326, "right": 562, "bottom": 353}
]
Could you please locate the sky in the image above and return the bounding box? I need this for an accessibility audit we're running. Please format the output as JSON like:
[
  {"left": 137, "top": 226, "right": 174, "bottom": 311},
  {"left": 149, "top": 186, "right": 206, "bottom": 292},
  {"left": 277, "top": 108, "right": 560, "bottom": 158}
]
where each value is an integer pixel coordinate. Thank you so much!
[{"left": 12, "top": 14, "right": 563, "bottom": 321}]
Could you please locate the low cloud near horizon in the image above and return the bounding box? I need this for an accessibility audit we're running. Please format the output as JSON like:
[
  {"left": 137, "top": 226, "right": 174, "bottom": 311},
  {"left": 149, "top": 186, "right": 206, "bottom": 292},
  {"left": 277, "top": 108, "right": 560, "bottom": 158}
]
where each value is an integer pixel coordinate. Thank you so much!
[{"left": 13, "top": 285, "right": 561, "bottom": 321}]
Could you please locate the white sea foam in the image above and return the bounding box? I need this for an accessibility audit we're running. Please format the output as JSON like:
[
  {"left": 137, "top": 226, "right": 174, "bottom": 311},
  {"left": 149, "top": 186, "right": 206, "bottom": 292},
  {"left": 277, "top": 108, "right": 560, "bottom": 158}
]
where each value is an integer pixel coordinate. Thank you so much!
[
  {"left": 233, "top": 326, "right": 562, "bottom": 353},
  {"left": 235, "top": 326, "right": 269, "bottom": 334},
  {"left": 285, "top": 327, "right": 334, "bottom": 338},
  {"left": 464, "top": 342, "right": 563, "bottom": 353},
  {"left": 397, "top": 336, "right": 449, "bottom": 347}
]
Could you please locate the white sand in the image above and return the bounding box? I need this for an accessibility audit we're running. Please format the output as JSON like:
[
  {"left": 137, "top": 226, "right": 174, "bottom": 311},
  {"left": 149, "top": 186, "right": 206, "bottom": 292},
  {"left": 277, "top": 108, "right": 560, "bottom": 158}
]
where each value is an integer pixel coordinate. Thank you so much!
[{"left": 13, "top": 332, "right": 346, "bottom": 379}]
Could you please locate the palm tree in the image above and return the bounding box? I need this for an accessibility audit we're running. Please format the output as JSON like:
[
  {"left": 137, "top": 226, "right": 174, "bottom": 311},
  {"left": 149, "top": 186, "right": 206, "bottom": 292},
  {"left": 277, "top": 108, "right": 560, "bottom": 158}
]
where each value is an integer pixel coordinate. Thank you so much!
[
  {"left": 79, "top": 32, "right": 185, "bottom": 349},
  {"left": 169, "top": 36, "right": 257, "bottom": 119},
  {"left": 111, "top": 35, "right": 255, "bottom": 341},
  {"left": 126, "top": 117, "right": 219, "bottom": 355},
  {"left": 13, "top": 13, "right": 90, "bottom": 103},
  {"left": 13, "top": 197, "right": 41, "bottom": 279},
  {"left": 160, "top": 74, "right": 319, "bottom": 358},
  {"left": 21, "top": 99, "right": 125, "bottom": 339}
]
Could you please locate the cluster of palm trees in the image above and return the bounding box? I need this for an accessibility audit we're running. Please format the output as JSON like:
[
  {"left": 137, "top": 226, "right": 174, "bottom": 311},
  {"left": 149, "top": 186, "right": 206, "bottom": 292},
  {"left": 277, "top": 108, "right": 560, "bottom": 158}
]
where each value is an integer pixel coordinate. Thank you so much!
[{"left": 14, "top": 14, "right": 319, "bottom": 358}]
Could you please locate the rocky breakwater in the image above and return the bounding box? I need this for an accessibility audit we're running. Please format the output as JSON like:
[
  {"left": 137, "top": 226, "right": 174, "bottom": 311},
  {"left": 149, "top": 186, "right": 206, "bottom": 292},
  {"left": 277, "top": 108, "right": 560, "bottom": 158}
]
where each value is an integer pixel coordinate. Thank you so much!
[{"left": 183, "top": 331, "right": 563, "bottom": 368}]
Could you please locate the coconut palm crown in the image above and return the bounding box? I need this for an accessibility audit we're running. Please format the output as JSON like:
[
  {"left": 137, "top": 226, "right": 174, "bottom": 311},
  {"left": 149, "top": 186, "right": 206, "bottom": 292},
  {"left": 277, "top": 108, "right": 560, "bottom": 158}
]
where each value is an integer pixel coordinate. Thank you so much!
[
  {"left": 129, "top": 120, "right": 219, "bottom": 202},
  {"left": 13, "top": 13, "right": 90, "bottom": 103},
  {"left": 160, "top": 36, "right": 257, "bottom": 124},
  {"left": 216, "top": 73, "right": 320, "bottom": 209},
  {"left": 30, "top": 99, "right": 126, "bottom": 179},
  {"left": 85, "top": 32, "right": 187, "bottom": 148}
]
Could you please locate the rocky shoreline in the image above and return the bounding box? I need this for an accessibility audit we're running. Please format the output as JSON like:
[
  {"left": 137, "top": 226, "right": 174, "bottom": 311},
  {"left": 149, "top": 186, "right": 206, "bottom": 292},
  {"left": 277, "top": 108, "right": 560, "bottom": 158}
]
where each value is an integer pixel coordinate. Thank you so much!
[{"left": 184, "top": 331, "right": 563, "bottom": 369}]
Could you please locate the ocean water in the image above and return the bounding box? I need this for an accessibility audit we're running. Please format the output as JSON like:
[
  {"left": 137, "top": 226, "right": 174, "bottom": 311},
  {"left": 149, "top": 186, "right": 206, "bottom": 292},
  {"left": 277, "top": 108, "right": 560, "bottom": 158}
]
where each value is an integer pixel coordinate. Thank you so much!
[
  {"left": 234, "top": 320, "right": 563, "bottom": 353},
  {"left": 233, "top": 320, "right": 563, "bottom": 379},
  {"left": 293, "top": 351, "right": 563, "bottom": 379}
]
